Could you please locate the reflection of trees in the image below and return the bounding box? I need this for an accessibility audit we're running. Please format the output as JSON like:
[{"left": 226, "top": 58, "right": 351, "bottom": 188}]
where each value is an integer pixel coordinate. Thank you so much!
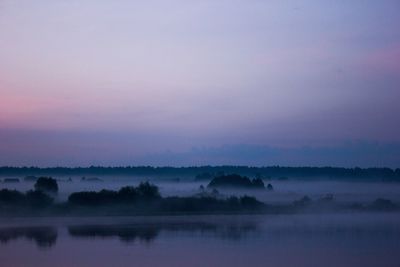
[
  {"left": 160, "top": 222, "right": 258, "bottom": 240},
  {"left": 0, "top": 226, "right": 57, "bottom": 248},
  {"left": 68, "top": 225, "right": 158, "bottom": 243},
  {"left": 216, "top": 223, "right": 257, "bottom": 240},
  {"left": 68, "top": 222, "right": 258, "bottom": 244}
]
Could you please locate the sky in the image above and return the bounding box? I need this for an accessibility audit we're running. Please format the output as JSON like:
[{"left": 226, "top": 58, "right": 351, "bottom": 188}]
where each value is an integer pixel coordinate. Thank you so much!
[{"left": 1, "top": 0, "right": 400, "bottom": 167}]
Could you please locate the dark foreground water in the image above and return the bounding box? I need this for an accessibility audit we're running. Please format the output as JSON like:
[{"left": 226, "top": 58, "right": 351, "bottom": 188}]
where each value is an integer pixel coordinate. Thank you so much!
[{"left": 0, "top": 213, "right": 399, "bottom": 267}]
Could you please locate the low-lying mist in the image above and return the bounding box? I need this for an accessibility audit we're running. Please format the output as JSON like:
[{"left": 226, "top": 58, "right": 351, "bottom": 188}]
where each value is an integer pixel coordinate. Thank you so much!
[{"left": 1, "top": 175, "right": 400, "bottom": 205}]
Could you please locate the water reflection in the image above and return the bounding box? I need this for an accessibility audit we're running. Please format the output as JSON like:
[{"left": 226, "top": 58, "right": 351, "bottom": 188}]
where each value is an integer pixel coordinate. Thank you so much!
[
  {"left": 68, "top": 225, "right": 158, "bottom": 243},
  {"left": 68, "top": 221, "right": 258, "bottom": 244},
  {"left": 0, "top": 214, "right": 399, "bottom": 267},
  {"left": 0, "top": 220, "right": 258, "bottom": 248},
  {"left": 0, "top": 226, "right": 57, "bottom": 248}
]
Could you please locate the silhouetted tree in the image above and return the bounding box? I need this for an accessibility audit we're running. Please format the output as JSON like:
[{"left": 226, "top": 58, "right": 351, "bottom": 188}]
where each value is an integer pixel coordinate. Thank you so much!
[{"left": 34, "top": 177, "right": 58, "bottom": 194}]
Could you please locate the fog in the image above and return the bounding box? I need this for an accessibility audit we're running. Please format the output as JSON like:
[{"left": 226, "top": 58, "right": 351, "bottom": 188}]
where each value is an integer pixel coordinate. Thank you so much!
[
  {"left": 1, "top": 175, "right": 400, "bottom": 266},
  {"left": 2, "top": 176, "right": 400, "bottom": 205}
]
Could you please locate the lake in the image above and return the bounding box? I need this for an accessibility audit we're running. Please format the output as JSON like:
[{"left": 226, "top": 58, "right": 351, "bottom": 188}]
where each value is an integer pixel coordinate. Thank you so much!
[{"left": 0, "top": 213, "right": 399, "bottom": 267}]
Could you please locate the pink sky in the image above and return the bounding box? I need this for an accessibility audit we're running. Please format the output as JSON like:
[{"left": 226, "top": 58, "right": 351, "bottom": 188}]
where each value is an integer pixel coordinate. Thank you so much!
[{"left": 1, "top": 0, "right": 400, "bottom": 166}]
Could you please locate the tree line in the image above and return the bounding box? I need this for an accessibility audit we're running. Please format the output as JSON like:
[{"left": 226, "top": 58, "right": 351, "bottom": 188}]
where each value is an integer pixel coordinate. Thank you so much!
[{"left": 0, "top": 166, "right": 399, "bottom": 181}]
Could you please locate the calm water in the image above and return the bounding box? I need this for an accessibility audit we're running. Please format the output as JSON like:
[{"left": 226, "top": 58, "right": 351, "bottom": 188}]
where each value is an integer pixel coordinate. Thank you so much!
[{"left": 0, "top": 213, "right": 399, "bottom": 267}]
